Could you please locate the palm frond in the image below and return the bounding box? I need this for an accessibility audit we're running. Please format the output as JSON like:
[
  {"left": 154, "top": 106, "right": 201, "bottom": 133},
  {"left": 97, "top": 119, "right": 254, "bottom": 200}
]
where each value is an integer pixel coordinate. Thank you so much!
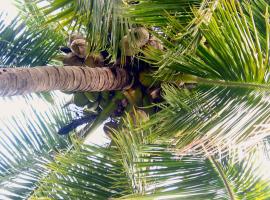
[
  {"left": 145, "top": 84, "right": 270, "bottom": 159},
  {"left": 0, "top": 14, "right": 65, "bottom": 66},
  {"left": 125, "top": 0, "right": 201, "bottom": 26},
  {"left": 30, "top": 142, "right": 124, "bottom": 200},
  {"left": 29, "top": 110, "right": 270, "bottom": 199},
  {"left": 220, "top": 150, "right": 270, "bottom": 200},
  {"left": 29, "top": 112, "right": 226, "bottom": 200},
  {"left": 0, "top": 92, "right": 72, "bottom": 199},
  {"left": 149, "top": 0, "right": 270, "bottom": 84},
  {"left": 117, "top": 147, "right": 270, "bottom": 200},
  {"left": 111, "top": 114, "right": 226, "bottom": 199},
  {"left": 113, "top": 111, "right": 270, "bottom": 200},
  {"left": 141, "top": 0, "right": 270, "bottom": 158}
]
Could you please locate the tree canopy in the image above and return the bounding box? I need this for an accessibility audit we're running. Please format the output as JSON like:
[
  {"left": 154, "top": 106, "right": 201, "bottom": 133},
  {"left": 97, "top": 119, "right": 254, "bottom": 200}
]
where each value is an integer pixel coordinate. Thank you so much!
[{"left": 1, "top": 0, "right": 270, "bottom": 199}]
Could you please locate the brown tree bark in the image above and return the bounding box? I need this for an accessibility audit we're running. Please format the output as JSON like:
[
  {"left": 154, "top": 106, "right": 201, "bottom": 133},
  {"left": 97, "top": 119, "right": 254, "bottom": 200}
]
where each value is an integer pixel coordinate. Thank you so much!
[{"left": 0, "top": 66, "right": 132, "bottom": 96}]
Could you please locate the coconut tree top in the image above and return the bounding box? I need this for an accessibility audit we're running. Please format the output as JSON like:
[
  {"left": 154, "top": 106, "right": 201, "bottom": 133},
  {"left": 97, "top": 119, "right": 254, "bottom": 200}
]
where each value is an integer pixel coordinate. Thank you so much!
[{"left": 0, "top": 0, "right": 270, "bottom": 199}]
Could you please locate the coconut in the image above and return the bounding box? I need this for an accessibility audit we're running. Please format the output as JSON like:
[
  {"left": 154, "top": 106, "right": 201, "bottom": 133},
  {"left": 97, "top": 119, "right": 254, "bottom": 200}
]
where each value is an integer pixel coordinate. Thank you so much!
[
  {"left": 120, "top": 27, "right": 150, "bottom": 56},
  {"left": 133, "top": 27, "right": 150, "bottom": 48},
  {"left": 70, "top": 39, "right": 87, "bottom": 58},
  {"left": 68, "top": 33, "right": 85, "bottom": 46}
]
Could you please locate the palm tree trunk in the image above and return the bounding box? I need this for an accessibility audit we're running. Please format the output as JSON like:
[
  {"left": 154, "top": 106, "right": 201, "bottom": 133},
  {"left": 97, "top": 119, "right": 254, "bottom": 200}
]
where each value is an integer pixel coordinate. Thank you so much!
[{"left": 0, "top": 66, "right": 132, "bottom": 96}]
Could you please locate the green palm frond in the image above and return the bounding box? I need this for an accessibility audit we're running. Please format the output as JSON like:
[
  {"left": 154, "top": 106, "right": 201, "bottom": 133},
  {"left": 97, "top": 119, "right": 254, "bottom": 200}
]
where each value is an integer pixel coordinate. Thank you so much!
[
  {"left": 117, "top": 151, "right": 270, "bottom": 200},
  {"left": 142, "top": 0, "right": 270, "bottom": 158},
  {"left": 145, "top": 84, "right": 270, "bottom": 158},
  {"left": 31, "top": 113, "right": 226, "bottom": 200},
  {"left": 117, "top": 149, "right": 228, "bottom": 200},
  {"left": 147, "top": 0, "right": 270, "bottom": 85},
  {"left": 30, "top": 142, "right": 124, "bottom": 200},
  {"left": 125, "top": 0, "right": 202, "bottom": 26},
  {"left": 0, "top": 14, "right": 65, "bottom": 66},
  {"left": 242, "top": 0, "right": 268, "bottom": 42},
  {"left": 0, "top": 92, "right": 72, "bottom": 199},
  {"left": 31, "top": 111, "right": 270, "bottom": 199},
  {"left": 111, "top": 114, "right": 226, "bottom": 199},
  {"left": 110, "top": 112, "right": 270, "bottom": 200},
  {"left": 220, "top": 150, "right": 270, "bottom": 200}
]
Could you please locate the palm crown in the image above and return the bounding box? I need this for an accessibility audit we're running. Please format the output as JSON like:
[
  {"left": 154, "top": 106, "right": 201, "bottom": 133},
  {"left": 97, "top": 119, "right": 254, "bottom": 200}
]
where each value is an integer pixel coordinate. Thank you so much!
[{"left": 1, "top": 0, "right": 270, "bottom": 199}]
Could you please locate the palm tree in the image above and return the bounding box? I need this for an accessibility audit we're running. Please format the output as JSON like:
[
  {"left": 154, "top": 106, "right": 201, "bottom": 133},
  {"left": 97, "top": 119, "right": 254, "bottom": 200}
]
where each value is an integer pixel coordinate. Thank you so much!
[{"left": 1, "top": 0, "right": 270, "bottom": 199}]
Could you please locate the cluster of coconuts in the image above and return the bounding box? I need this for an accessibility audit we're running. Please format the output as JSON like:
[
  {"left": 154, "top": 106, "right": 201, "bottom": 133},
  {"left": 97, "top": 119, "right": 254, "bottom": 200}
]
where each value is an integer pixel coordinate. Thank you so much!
[
  {"left": 62, "top": 27, "right": 163, "bottom": 67},
  {"left": 60, "top": 27, "right": 164, "bottom": 136},
  {"left": 62, "top": 26, "right": 163, "bottom": 105}
]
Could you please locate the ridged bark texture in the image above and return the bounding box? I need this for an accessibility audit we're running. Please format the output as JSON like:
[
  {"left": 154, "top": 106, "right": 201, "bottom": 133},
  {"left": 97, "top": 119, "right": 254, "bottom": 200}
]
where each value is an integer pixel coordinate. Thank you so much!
[{"left": 0, "top": 66, "right": 131, "bottom": 96}]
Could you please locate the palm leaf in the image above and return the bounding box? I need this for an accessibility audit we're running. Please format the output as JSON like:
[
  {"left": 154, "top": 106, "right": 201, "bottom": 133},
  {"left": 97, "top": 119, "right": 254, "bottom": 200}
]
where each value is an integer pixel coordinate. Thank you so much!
[
  {"left": 117, "top": 148, "right": 270, "bottom": 200},
  {"left": 220, "top": 150, "right": 270, "bottom": 200},
  {"left": 32, "top": 111, "right": 270, "bottom": 199},
  {"left": 111, "top": 114, "right": 226, "bottom": 199},
  {"left": 0, "top": 14, "right": 65, "bottom": 67},
  {"left": 0, "top": 92, "right": 72, "bottom": 199},
  {"left": 30, "top": 113, "right": 226, "bottom": 200},
  {"left": 145, "top": 0, "right": 270, "bottom": 86},
  {"left": 125, "top": 0, "right": 202, "bottom": 26},
  {"left": 30, "top": 142, "right": 124, "bottom": 200},
  {"left": 145, "top": 84, "right": 270, "bottom": 158},
  {"left": 141, "top": 0, "right": 270, "bottom": 157},
  {"left": 113, "top": 112, "right": 270, "bottom": 199}
]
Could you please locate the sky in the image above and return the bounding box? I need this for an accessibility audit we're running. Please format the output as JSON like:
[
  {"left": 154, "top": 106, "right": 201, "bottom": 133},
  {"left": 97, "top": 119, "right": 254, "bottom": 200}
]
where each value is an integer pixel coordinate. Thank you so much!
[{"left": 0, "top": 0, "right": 18, "bottom": 24}]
